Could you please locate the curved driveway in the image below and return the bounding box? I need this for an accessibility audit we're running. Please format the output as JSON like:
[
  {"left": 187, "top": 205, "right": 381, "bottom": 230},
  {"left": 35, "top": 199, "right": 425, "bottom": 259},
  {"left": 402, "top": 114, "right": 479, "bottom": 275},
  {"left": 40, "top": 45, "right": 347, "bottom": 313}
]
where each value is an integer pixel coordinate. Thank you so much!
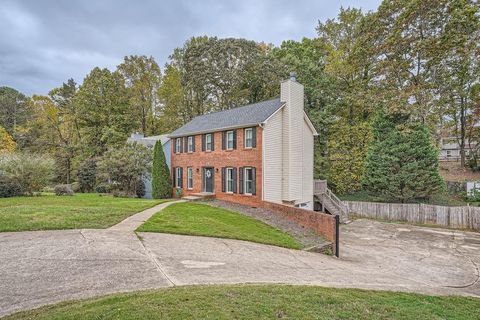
[{"left": 0, "top": 219, "right": 479, "bottom": 317}]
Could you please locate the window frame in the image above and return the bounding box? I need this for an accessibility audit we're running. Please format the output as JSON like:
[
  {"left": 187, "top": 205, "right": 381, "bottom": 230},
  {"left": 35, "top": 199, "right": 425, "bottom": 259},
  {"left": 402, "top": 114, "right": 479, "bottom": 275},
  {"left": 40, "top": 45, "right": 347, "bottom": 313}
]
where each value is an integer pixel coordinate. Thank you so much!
[
  {"left": 226, "top": 167, "right": 234, "bottom": 193},
  {"left": 244, "top": 167, "right": 253, "bottom": 195},
  {"left": 175, "top": 167, "right": 182, "bottom": 188},
  {"left": 187, "top": 136, "right": 194, "bottom": 153},
  {"left": 226, "top": 131, "right": 234, "bottom": 150},
  {"left": 244, "top": 128, "right": 253, "bottom": 148},
  {"left": 205, "top": 133, "right": 213, "bottom": 151},
  {"left": 187, "top": 167, "right": 193, "bottom": 190},
  {"left": 175, "top": 138, "right": 181, "bottom": 153}
]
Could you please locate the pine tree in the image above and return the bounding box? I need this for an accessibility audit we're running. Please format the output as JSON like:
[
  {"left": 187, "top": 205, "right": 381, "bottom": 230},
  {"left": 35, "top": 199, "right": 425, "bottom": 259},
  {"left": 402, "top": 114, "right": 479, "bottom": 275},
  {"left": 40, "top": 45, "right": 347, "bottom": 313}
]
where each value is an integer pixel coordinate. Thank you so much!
[
  {"left": 362, "top": 113, "right": 444, "bottom": 203},
  {"left": 151, "top": 140, "right": 171, "bottom": 199}
]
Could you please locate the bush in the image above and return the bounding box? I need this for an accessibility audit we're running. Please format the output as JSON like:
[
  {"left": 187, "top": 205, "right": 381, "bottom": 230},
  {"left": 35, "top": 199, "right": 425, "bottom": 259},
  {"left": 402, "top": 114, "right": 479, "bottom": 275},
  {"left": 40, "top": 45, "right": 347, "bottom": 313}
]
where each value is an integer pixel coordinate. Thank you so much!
[
  {"left": 134, "top": 179, "right": 146, "bottom": 198},
  {"left": 77, "top": 157, "right": 97, "bottom": 192},
  {"left": 0, "top": 175, "right": 22, "bottom": 198},
  {"left": 71, "top": 182, "right": 81, "bottom": 193},
  {"left": 95, "top": 183, "right": 111, "bottom": 194},
  {"left": 54, "top": 184, "right": 74, "bottom": 196},
  {"left": 97, "top": 143, "right": 152, "bottom": 196},
  {"left": 0, "top": 152, "right": 55, "bottom": 195},
  {"left": 112, "top": 190, "right": 130, "bottom": 198}
]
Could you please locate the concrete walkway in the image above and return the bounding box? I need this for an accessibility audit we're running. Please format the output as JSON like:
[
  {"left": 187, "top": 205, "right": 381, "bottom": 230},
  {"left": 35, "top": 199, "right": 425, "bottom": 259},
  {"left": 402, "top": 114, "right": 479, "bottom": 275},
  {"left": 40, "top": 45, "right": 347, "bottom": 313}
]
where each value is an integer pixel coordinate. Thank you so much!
[
  {"left": 0, "top": 219, "right": 479, "bottom": 317},
  {"left": 109, "top": 200, "right": 182, "bottom": 231}
]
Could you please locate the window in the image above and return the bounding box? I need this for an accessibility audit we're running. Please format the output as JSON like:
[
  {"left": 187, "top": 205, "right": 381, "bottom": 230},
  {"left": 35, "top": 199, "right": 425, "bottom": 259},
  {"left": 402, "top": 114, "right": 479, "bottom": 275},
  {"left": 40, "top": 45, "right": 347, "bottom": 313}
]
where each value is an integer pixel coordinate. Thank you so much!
[
  {"left": 244, "top": 128, "right": 253, "bottom": 148},
  {"left": 226, "top": 168, "right": 234, "bottom": 193},
  {"left": 446, "top": 150, "right": 452, "bottom": 158},
  {"left": 187, "top": 167, "right": 193, "bottom": 189},
  {"left": 187, "top": 136, "right": 194, "bottom": 152},
  {"left": 175, "top": 138, "right": 181, "bottom": 153},
  {"left": 226, "top": 131, "right": 234, "bottom": 150},
  {"left": 206, "top": 133, "right": 213, "bottom": 151},
  {"left": 244, "top": 167, "right": 253, "bottom": 195},
  {"left": 175, "top": 167, "right": 182, "bottom": 188}
]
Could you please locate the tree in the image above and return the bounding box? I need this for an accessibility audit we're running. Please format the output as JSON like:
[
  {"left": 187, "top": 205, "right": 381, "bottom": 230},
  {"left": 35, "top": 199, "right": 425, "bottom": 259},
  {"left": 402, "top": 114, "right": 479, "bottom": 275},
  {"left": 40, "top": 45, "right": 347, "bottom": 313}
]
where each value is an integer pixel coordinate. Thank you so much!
[
  {"left": 362, "top": 113, "right": 444, "bottom": 202},
  {"left": 117, "top": 55, "right": 162, "bottom": 135},
  {"left": 157, "top": 64, "right": 186, "bottom": 132},
  {"left": 0, "top": 126, "right": 16, "bottom": 153},
  {"left": 0, "top": 87, "right": 29, "bottom": 135},
  {"left": 328, "top": 121, "right": 371, "bottom": 194},
  {"left": 77, "top": 157, "right": 97, "bottom": 192},
  {"left": 75, "top": 67, "right": 133, "bottom": 156},
  {"left": 97, "top": 143, "right": 152, "bottom": 196},
  {"left": 151, "top": 140, "right": 171, "bottom": 198}
]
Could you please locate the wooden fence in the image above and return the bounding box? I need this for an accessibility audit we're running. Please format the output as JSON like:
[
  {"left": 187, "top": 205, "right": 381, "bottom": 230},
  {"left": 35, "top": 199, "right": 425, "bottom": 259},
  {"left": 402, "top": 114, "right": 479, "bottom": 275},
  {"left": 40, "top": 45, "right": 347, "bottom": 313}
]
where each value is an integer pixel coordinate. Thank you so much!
[{"left": 345, "top": 201, "right": 480, "bottom": 231}]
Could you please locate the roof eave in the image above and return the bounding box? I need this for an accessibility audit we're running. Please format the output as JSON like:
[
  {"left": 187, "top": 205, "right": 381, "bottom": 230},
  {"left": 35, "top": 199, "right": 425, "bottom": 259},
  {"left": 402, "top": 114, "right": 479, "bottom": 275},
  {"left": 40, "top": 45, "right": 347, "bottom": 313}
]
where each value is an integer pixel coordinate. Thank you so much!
[{"left": 168, "top": 123, "right": 262, "bottom": 138}]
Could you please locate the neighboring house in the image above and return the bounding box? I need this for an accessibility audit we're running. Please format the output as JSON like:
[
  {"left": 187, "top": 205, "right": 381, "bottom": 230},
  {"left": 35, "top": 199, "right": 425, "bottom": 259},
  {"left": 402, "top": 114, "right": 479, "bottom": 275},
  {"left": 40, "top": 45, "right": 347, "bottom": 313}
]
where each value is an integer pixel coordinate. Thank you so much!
[
  {"left": 439, "top": 136, "right": 475, "bottom": 161},
  {"left": 127, "top": 133, "right": 171, "bottom": 198},
  {"left": 169, "top": 75, "right": 319, "bottom": 209}
]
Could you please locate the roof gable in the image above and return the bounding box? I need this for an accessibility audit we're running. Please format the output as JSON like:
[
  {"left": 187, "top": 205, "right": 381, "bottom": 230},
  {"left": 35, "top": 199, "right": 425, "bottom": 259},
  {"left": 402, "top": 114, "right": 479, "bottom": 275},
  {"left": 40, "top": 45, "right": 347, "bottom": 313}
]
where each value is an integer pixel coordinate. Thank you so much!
[{"left": 169, "top": 98, "right": 284, "bottom": 137}]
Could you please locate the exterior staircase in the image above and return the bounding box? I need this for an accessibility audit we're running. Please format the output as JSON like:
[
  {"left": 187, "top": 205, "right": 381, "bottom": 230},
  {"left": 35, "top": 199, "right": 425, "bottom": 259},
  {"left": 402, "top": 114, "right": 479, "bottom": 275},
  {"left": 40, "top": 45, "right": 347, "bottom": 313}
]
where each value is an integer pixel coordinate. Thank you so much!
[{"left": 313, "top": 180, "right": 350, "bottom": 223}]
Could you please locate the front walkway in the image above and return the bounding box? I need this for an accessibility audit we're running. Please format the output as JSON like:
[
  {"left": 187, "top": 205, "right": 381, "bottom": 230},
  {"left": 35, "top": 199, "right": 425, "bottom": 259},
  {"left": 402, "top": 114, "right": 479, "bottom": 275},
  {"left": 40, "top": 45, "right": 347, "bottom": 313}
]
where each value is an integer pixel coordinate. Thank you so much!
[
  {"left": 1, "top": 219, "right": 479, "bottom": 317},
  {"left": 109, "top": 200, "right": 182, "bottom": 231}
]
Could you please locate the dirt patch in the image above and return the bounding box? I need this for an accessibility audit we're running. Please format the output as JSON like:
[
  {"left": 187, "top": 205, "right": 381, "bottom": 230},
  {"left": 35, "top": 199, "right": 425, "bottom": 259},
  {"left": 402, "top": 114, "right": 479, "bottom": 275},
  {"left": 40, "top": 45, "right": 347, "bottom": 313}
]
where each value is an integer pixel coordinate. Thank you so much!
[
  {"left": 202, "top": 200, "right": 331, "bottom": 249},
  {"left": 440, "top": 161, "right": 480, "bottom": 182}
]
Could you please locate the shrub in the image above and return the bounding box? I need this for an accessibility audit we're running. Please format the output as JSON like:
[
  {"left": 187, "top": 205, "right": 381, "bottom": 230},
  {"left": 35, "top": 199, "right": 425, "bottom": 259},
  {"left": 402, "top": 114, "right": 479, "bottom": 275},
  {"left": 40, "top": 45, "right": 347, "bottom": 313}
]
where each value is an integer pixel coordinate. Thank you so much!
[
  {"left": 71, "top": 182, "right": 81, "bottom": 193},
  {"left": 0, "top": 152, "right": 55, "bottom": 195},
  {"left": 134, "top": 179, "right": 146, "bottom": 198},
  {"left": 97, "top": 143, "right": 152, "bottom": 197},
  {"left": 152, "top": 140, "right": 171, "bottom": 198},
  {"left": 54, "top": 184, "right": 74, "bottom": 196},
  {"left": 0, "top": 175, "right": 22, "bottom": 198},
  {"left": 95, "top": 183, "right": 111, "bottom": 194},
  {"left": 77, "top": 157, "right": 97, "bottom": 192},
  {"left": 112, "top": 190, "right": 130, "bottom": 198}
]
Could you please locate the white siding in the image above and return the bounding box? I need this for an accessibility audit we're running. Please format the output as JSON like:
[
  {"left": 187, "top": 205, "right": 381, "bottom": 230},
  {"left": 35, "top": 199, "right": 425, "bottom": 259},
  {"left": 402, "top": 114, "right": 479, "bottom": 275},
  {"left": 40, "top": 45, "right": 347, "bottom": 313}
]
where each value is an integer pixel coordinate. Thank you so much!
[
  {"left": 280, "top": 80, "right": 304, "bottom": 201},
  {"left": 301, "top": 117, "right": 314, "bottom": 209},
  {"left": 263, "top": 108, "right": 284, "bottom": 203}
]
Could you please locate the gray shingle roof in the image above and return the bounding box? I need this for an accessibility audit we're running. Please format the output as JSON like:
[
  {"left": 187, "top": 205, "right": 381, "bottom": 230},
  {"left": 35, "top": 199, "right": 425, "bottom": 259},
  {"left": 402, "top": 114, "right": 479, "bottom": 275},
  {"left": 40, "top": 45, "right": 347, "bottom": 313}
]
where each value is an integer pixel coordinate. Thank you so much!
[{"left": 169, "top": 98, "right": 284, "bottom": 137}]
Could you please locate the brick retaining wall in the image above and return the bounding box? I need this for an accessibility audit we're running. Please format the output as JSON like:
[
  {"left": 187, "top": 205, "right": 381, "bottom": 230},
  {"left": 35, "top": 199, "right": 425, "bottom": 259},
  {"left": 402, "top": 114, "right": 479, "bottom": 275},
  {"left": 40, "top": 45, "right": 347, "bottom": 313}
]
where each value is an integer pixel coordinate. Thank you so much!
[{"left": 262, "top": 201, "right": 338, "bottom": 255}]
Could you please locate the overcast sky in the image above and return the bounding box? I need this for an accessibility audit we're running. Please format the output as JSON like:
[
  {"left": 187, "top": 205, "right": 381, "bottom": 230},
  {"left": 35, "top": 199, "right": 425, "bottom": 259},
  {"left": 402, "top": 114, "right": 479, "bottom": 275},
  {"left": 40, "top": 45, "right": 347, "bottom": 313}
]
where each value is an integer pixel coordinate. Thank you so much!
[{"left": 0, "top": 0, "right": 381, "bottom": 96}]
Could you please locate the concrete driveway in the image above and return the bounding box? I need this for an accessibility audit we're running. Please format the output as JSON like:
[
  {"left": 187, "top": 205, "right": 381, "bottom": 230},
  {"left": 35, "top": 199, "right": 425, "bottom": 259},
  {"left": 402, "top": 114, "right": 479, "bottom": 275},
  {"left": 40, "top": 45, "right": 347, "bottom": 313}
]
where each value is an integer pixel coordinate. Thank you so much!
[{"left": 0, "top": 219, "right": 479, "bottom": 317}]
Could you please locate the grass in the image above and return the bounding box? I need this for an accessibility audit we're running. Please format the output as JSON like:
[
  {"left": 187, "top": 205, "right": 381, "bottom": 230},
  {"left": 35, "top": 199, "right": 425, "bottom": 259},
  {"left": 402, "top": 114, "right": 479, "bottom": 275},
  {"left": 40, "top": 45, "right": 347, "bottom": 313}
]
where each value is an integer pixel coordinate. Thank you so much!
[
  {"left": 0, "top": 193, "right": 167, "bottom": 232},
  {"left": 137, "top": 202, "right": 302, "bottom": 249},
  {"left": 339, "top": 190, "right": 473, "bottom": 206},
  {"left": 4, "top": 285, "right": 480, "bottom": 320}
]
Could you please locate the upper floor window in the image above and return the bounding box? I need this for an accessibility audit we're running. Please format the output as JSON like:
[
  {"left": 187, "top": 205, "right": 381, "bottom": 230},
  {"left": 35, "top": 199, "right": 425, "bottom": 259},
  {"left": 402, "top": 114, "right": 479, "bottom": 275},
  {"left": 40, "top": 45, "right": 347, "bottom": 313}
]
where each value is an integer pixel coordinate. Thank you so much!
[
  {"left": 206, "top": 133, "right": 213, "bottom": 151},
  {"left": 226, "top": 131, "right": 234, "bottom": 150},
  {"left": 175, "top": 138, "right": 182, "bottom": 153},
  {"left": 187, "top": 136, "right": 194, "bottom": 152},
  {"left": 244, "top": 128, "right": 253, "bottom": 148}
]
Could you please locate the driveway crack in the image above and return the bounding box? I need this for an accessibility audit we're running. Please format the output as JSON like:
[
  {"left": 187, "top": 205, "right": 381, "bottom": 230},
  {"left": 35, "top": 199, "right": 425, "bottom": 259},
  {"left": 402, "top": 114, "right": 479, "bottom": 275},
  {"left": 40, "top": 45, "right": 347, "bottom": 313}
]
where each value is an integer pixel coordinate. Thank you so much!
[{"left": 135, "top": 233, "right": 176, "bottom": 287}]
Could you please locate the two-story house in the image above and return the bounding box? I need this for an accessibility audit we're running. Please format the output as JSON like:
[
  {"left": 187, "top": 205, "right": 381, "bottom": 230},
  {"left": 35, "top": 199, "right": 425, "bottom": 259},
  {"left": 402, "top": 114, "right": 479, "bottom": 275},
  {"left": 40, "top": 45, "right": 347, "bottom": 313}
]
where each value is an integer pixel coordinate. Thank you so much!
[{"left": 169, "top": 75, "right": 318, "bottom": 209}]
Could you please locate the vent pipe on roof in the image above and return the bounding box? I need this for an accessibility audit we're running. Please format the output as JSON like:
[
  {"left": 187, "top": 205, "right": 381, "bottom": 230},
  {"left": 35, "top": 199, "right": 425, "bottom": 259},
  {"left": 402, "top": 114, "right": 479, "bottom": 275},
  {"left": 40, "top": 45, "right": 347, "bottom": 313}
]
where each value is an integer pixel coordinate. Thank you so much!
[{"left": 289, "top": 72, "right": 297, "bottom": 81}]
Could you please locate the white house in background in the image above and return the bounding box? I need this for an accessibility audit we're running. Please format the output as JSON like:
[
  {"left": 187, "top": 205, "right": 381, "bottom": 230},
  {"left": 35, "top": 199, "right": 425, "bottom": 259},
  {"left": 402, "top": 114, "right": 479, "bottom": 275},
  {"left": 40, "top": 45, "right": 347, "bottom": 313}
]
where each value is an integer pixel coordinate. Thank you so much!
[
  {"left": 127, "top": 133, "right": 171, "bottom": 198},
  {"left": 439, "top": 136, "right": 476, "bottom": 161}
]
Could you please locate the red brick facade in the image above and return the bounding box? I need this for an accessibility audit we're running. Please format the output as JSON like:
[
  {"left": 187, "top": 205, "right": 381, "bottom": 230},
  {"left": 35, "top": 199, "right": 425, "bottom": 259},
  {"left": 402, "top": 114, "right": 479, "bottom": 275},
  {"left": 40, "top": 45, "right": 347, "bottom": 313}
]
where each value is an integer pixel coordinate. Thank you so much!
[
  {"left": 171, "top": 126, "right": 263, "bottom": 207},
  {"left": 262, "top": 201, "right": 338, "bottom": 255}
]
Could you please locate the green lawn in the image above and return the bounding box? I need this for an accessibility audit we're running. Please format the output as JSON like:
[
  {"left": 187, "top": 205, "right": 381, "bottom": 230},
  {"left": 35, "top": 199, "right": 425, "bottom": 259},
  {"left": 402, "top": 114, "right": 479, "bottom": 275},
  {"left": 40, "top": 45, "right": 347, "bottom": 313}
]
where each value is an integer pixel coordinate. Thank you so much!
[
  {"left": 4, "top": 285, "right": 479, "bottom": 320},
  {"left": 0, "top": 193, "right": 167, "bottom": 232},
  {"left": 137, "top": 202, "right": 302, "bottom": 249}
]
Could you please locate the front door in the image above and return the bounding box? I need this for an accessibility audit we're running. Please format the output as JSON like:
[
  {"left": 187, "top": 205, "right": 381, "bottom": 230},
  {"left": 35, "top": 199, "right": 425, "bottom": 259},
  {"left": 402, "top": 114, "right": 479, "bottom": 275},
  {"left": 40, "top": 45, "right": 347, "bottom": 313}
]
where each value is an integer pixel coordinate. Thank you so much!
[{"left": 203, "top": 167, "right": 214, "bottom": 193}]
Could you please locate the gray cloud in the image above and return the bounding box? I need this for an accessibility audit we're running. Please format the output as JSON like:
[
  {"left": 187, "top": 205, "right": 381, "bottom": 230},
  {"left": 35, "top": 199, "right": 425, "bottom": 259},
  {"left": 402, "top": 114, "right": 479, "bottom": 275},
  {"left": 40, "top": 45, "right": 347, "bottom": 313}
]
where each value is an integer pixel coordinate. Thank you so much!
[{"left": 0, "top": 0, "right": 381, "bottom": 95}]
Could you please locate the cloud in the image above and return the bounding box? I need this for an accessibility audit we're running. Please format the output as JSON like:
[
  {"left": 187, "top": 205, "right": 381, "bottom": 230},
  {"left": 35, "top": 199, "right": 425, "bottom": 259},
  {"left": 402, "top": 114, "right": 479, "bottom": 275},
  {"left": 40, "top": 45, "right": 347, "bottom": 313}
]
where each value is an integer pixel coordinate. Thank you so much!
[{"left": 0, "top": 0, "right": 381, "bottom": 95}]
